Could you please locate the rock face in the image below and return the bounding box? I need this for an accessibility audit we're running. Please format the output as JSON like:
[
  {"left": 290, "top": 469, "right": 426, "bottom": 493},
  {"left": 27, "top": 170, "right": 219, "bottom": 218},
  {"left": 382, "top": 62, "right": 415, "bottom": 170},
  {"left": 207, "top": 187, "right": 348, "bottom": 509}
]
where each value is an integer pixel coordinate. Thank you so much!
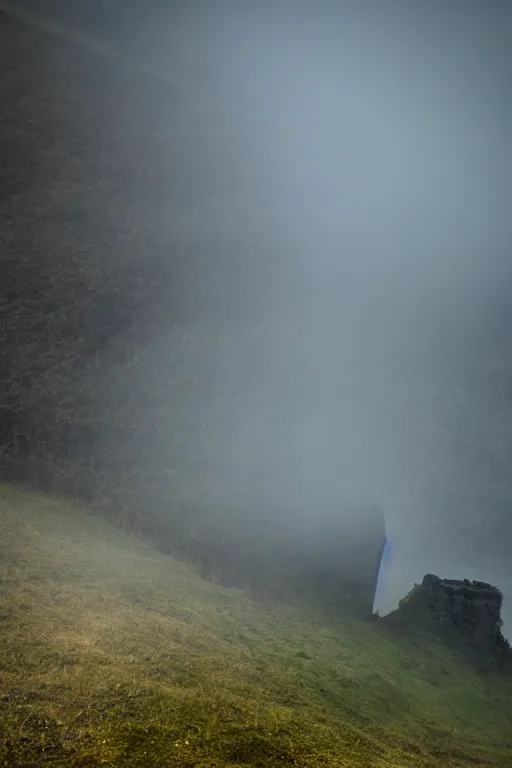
[{"left": 383, "top": 574, "right": 511, "bottom": 664}]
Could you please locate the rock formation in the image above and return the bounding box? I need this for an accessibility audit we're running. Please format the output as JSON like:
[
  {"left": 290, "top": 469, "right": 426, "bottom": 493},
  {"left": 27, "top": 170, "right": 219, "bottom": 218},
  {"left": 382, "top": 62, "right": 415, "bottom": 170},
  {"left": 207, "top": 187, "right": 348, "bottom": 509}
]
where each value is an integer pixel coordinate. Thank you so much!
[{"left": 383, "top": 574, "right": 511, "bottom": 667}]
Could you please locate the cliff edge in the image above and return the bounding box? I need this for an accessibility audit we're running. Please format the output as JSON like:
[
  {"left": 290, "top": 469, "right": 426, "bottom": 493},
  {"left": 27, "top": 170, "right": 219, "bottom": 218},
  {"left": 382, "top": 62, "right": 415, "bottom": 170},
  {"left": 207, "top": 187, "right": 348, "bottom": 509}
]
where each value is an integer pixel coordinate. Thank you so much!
[{"left": 382, "top": 574, "right": 511, "bottom": 670}]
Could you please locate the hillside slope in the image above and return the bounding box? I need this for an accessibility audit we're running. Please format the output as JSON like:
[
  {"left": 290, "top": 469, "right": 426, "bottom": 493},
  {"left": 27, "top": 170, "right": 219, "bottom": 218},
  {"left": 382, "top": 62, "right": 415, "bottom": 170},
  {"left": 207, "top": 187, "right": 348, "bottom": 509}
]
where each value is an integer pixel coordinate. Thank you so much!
[{"left": 0, "top": 484, "right": 511, "bottom": 767}]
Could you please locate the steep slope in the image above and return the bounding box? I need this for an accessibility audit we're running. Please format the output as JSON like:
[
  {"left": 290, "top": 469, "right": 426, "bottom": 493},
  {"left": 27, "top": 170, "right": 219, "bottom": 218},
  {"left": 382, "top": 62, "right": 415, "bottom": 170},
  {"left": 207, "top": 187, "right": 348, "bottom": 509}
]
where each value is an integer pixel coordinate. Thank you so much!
[{"left": 0, "top": 484, "right": 511, "bottom": 767}]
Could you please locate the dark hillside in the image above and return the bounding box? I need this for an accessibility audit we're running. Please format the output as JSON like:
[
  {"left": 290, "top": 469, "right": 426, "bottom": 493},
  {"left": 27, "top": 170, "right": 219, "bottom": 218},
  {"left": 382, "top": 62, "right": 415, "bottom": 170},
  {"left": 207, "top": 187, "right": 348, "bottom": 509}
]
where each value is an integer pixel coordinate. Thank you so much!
[{"left": 0, "top": 10, "right": 234, "bottom": 541}]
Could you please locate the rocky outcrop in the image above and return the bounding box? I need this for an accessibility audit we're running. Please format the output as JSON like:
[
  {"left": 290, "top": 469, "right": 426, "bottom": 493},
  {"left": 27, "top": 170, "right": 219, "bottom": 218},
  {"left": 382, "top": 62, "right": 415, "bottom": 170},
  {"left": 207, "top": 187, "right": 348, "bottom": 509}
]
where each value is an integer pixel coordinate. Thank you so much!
[{"left": 383, "top": 574, "right": 511, "bottom": 666}]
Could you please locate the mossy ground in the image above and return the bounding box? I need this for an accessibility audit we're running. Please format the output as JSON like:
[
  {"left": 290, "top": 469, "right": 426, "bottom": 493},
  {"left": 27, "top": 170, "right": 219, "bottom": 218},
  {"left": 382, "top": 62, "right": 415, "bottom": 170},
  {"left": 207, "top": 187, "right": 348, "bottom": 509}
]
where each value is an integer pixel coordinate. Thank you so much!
[{"left": 0, "top": 484, "right": 511, "bottom": 767}]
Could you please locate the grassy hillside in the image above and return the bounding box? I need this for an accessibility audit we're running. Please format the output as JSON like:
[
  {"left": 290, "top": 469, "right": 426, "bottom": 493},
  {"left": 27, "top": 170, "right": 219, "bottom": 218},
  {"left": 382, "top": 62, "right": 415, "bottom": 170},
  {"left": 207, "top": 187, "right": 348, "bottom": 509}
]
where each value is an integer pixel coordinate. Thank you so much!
[{"left": 0, "top": 485, "right": 511, "bottom": 767}]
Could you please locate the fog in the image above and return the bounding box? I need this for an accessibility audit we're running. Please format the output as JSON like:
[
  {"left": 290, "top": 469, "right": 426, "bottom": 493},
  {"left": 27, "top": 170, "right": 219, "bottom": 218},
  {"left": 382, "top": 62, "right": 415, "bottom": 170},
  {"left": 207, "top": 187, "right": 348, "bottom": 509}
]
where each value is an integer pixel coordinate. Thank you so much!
[
  {"left": 112, "top": 2, "right": 512, "bottom": 626},
  {"left": 121, "top": 2, "right": 512, "bottom": 624},
  {"left": 8, "top": 2, "right": 510, "bottom": 627}
]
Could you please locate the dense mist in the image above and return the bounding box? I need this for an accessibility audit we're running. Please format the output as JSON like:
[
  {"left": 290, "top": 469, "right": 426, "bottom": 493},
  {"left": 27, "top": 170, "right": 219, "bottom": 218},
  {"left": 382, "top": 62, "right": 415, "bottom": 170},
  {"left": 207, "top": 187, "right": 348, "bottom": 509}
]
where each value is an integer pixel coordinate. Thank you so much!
[
  {"left": 133, "top": 2, "right": 512, "bottom": 603},
  {"left": 2, "top": 1, "right": 511, "bottom": 627}
]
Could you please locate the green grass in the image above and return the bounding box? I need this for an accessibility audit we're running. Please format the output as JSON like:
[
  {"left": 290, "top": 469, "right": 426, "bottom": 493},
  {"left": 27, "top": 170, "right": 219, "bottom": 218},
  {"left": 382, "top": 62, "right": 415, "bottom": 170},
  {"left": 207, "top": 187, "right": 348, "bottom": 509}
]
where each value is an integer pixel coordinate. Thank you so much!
[{"left": 0, "top": 484, "right": 511, "bottom": 767}]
